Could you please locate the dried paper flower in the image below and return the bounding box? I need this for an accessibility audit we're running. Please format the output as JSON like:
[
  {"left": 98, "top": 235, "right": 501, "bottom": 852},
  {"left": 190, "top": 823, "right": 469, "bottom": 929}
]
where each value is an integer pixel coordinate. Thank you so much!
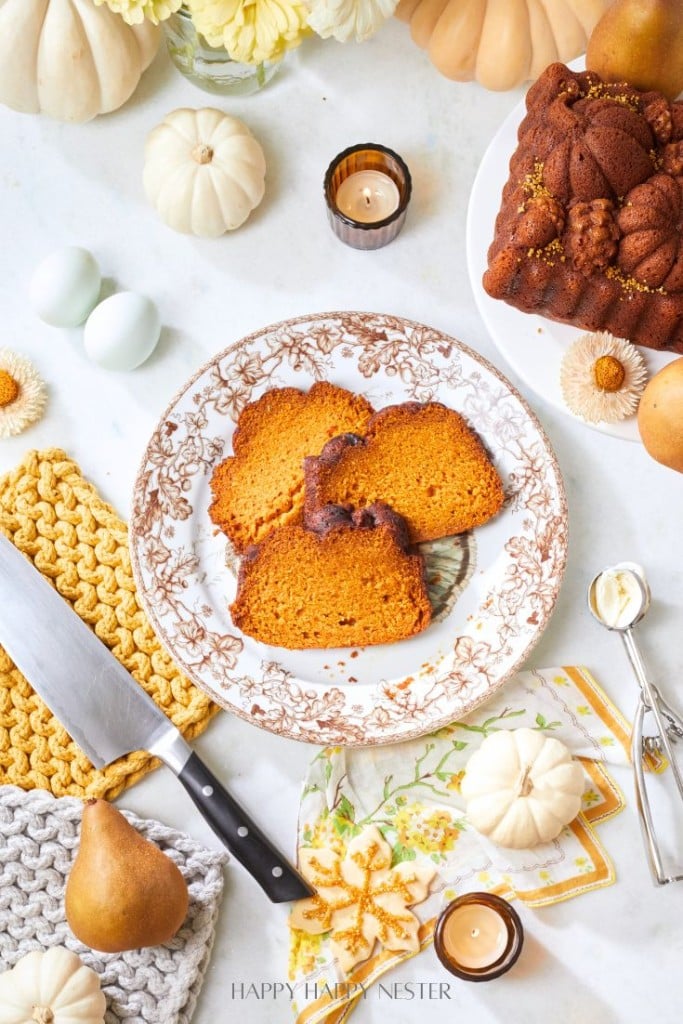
[
  {"left": 187, "top": 0, "right": 311, "bottom": 64},
  {"left": 93, "top": 0, "right": 182, "bottom": 24},
  {"left": 290, "top": 824, "right": 435, "bottom": 973},
  {"left": 0, "top": 349, "right": 47, "bottom": 439},
  {"left": 560, "top": 331, "right": 647, "bottom": 424},
  {"left": 307, "top": 0, "right": 397, "bottom": 42}
]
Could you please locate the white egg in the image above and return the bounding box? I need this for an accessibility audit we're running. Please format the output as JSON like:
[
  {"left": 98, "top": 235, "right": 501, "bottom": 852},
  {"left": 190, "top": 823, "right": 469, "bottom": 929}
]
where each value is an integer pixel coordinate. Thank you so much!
[
  {"left": 84, "top": 292, "right": 161, "bottom": 371},
  {"left": 29, "top": 246, "right": 101, "bottom": 327}
]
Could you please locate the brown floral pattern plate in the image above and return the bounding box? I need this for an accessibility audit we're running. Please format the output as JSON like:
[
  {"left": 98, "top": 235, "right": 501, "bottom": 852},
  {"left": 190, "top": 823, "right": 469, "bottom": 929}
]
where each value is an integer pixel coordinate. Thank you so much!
[{"left": 129, "top": 313, "right": 568, "bottom": 746}]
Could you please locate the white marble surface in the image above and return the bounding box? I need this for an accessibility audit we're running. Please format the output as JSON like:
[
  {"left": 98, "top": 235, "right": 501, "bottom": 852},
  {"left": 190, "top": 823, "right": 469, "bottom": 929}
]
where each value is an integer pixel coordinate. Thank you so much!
[{"left": 2, "top": 21, "right": 683, "bottom": 1023}]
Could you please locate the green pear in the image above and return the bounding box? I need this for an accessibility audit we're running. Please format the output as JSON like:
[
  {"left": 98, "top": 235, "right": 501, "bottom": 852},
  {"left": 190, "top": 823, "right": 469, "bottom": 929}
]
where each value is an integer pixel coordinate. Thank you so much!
[
  {"left": 65, "top": 798, "right": 189, "bottom": 953},
  {"left": 586, "top": 0, "right": 683, "bottom": 100}
]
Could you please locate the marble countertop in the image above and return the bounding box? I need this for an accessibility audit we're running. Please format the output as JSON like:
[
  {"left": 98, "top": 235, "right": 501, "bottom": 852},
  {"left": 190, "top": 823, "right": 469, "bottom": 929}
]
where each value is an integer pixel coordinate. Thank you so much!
[{"left": 3, "top": 21, "right": 683, "bottom": 1024}]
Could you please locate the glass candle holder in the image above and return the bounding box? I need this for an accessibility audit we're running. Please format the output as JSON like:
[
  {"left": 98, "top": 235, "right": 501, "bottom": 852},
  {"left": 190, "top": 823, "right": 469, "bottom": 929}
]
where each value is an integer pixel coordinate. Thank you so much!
[
  {"left": 324, "top": 144, "right": 412, "bottom": 250},
  {"left": 433, "top": 892, "right": 524, "bottom": 982},
  {"left": 164, "top": 6, "right": 282, "bottom": 96}
]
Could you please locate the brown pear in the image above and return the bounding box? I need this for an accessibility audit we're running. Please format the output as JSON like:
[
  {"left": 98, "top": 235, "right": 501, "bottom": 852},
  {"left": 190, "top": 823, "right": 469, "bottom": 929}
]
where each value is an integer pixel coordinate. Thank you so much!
[
  {"left": 586, "top": 0, "right": 683, "bottom": 100},
  {"left": 65, "top": 798, "right": 189, "bottom": 953}
]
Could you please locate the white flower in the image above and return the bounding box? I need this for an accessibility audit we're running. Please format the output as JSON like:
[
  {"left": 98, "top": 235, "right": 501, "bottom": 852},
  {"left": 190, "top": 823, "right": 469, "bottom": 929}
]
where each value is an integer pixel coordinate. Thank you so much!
[
  {"left": 306, "top": 0, "right": 397, "bottom": 42},
  {"left": 560, "top": 331, "right": 648, "bottom": 424},
  {"left": 0, "top": 349, "right": 46, "bottom": 438}
]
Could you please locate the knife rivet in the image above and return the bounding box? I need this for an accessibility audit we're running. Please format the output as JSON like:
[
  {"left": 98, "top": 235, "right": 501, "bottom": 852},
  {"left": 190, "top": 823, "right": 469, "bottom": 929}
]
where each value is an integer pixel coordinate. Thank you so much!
[
  {"left": 237, "top": 826, "right": 249, "bottom": 837},
  {"left": 272, "top": 866, "right": 283, "bottom": 878},
  {"left": 202, "top": 785, "right": 214, "bottom": 797}
]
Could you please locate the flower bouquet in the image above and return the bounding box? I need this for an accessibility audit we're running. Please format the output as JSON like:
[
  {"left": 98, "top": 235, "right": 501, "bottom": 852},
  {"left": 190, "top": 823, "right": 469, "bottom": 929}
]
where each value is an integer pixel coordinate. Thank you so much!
[{"left": 97, "top": 0, "right": 397, "bottom": 67}]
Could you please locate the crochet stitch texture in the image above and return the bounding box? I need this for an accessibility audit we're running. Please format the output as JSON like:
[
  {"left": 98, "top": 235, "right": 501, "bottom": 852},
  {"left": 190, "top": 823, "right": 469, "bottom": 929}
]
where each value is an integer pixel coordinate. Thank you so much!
[{"left": 0, "top": 448, "right": 218, "bottom": 798}]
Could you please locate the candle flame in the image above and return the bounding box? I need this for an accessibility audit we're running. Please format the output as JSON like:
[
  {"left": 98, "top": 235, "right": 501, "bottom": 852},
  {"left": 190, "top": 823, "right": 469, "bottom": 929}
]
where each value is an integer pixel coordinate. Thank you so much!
[{"left": 362, "top": 187, "right": 372, "bottom": 206}]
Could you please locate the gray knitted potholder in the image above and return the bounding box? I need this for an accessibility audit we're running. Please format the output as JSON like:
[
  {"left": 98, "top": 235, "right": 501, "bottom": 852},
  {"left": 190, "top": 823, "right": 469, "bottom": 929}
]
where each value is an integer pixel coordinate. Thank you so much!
[{"left": 0, "top": 785, "right": 228, "bottom": 1024}]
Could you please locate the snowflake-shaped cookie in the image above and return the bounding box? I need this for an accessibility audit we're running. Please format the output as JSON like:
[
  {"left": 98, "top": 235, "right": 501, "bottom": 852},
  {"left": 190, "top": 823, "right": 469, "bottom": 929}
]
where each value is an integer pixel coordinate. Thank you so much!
[{"left": 290, "top": 825, "right": 436, "bottom": 972}]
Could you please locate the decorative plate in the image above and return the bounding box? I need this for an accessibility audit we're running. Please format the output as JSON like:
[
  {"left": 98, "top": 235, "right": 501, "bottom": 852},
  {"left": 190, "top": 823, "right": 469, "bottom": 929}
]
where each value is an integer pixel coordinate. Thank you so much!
[
  {"left": 466, "top": 88, "right": 674, "bottom": 442},
  {"left": 130, "top": 312, "right": 567, "bottom": 746}
]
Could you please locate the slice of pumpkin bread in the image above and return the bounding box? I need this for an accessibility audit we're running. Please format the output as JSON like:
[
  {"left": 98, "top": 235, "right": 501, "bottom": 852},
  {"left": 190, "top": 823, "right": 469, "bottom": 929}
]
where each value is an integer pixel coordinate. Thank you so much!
[
  {"left": 209, "top": 382, "right": 374, "bottom": 553},
  {"left": 304, "top": 402, "right": 504, "bottom": 543},
  {"left": 230, "top": 503, "right": 431, "bottom": 649}
]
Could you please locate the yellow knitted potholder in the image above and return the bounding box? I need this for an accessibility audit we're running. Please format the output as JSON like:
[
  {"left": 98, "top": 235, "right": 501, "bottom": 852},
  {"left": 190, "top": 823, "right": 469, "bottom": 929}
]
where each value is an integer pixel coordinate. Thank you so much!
[{"left": 0, "top": 448, "right": 219, "bottom": 799}]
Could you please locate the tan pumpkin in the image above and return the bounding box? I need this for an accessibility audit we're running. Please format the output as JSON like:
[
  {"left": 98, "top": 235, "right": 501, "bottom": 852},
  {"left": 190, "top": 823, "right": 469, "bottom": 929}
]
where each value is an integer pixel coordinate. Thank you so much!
[
  {"left": 0, "top": 0, "right": 159, "bottom": 122},
  {"left": 395, "top": 0, "right": 611, "bottom": 91}
]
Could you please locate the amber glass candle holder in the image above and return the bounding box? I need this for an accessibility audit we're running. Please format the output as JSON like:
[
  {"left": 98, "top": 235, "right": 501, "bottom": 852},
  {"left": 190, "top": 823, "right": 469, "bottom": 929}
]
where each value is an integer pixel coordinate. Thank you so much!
[
  {"left": 324, "top": 143, "right": 412, "bottom": 250},
  {"left": 434, "top": 892, "right": 524, "bottom": 982}
]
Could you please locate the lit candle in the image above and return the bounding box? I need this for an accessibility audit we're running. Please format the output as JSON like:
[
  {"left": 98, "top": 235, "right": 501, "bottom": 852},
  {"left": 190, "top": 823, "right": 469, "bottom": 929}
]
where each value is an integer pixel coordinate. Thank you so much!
[
  {"left": 434, "top": 893, "right": 524, "bottom": 981},
  {"left": 334, "top": 170, "right": 400, "bottom": 224},
  {"left": 324, "top": 143, "right": 412, "bottom": 250}
]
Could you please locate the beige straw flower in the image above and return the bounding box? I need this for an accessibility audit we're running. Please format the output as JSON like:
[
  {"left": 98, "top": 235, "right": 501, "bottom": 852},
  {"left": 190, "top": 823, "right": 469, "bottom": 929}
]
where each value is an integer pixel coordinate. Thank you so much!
[
  {"left": 0, "top": 349, "right": 47, "bottom": 439},
  {"left": 560, "top": 331, "right": 648, "bottom": 423}
]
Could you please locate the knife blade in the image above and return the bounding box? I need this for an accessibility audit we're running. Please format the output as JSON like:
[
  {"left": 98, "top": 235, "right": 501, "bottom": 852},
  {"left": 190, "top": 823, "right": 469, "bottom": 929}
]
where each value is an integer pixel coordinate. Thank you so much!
[{"left": 0, "top": 533, "right": 313, "bottom": 903}]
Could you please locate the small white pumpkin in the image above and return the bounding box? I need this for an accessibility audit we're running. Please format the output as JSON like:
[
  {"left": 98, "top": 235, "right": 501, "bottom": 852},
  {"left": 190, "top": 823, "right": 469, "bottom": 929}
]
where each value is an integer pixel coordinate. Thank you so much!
[
  {"left": 0, "top": 0, "right": 159, "bottom": 123},
  {"left": 0, "top": 947, "right": 106, "bottom": 1024},
  {"left": 461, "top": 727, "right": 585, "bottom": 848},
  {"left": 143, "top": 108, "right": 267, "bottom": 237}
]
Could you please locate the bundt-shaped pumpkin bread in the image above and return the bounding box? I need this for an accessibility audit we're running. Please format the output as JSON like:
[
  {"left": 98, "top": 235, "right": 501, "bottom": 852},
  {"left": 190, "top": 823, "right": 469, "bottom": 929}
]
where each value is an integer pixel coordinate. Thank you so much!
[
  {"left": 209, "top": 382, "right": 374, "bottom": 553},
  {"left": 303, "top": 402, "right": 504, "bottom": 543},
  {"left": 230, "top": 503, "right": 432, "bottom": 649},
  {"left": 484, "top": 63, "right": 683, "bottom": 353}
]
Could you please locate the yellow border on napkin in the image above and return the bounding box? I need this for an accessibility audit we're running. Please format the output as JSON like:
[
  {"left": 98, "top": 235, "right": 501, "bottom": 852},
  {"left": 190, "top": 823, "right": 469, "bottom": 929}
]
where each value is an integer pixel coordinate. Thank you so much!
[{"left": 295, "top": 664, "right": 630, "bottom": 1024}]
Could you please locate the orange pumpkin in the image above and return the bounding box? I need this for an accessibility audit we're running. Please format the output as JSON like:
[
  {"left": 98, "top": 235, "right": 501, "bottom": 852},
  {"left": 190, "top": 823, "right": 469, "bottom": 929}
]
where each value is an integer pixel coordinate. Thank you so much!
[{"left": 395, "top": 0, "right": 611, "bottom": 91}]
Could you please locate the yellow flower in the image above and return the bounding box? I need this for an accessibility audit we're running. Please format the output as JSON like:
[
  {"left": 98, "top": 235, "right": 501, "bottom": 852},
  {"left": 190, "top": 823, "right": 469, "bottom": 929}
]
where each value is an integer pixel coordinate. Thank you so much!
[
  {"left": 577, "top": 705, "right": 592, "bottom": 716},
  {"left": 394, "top": 806, "right": 461, "bottom": 854},
  {"left": 0, "top": 349, "right": 46, "bottom": 438},
  {"left": 447, "top": 770, "right": 465, "bottom": 792},
  {"left": 94, "top": 0, "right": 182, "bottom": 24},
  {"left": 307, "top": 817, "right": 346, "bottom": 857},
  {"left": 187, "top": 0, "right": 311, "bottom": 64},
  {"left": 288, "top": 928, "right": 324, "bottom": 979}
]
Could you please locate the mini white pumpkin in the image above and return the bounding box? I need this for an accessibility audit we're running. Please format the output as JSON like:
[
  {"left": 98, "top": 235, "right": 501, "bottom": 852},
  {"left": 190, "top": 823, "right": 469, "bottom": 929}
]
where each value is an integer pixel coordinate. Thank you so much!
[
  {"left": 0, "top": 0, "right": 159, "bottom": 123},
  {"left": 461, "top": 727, "right": 585, "bottom": 848},
  {"left": 143, "top": 108, "right": 267, "bottom": 238},
  {"left": 0, "top": 947, "right": 106, "bottom": 1024}
]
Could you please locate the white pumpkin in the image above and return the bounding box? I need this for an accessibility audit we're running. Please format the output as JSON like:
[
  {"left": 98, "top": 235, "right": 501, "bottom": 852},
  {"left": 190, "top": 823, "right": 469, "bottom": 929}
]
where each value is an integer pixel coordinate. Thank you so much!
[
  {"left": 143, "top": 108, "right": 267, "bottom": 237},
  {"left": 461, "top": 727, "right": 585, "bottom": 848},
  {"left": 0, "top": 0, "right": 159, "bottom": 123},
  {"left": 0, "top": 947, "right": 106, "bottom": 1024}
]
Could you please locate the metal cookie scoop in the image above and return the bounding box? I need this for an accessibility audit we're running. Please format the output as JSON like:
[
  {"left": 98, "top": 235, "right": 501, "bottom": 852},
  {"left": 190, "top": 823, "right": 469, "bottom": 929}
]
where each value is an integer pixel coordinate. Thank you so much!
[{"left": 588, "top": 563, "right": 683, "bottom": 886}]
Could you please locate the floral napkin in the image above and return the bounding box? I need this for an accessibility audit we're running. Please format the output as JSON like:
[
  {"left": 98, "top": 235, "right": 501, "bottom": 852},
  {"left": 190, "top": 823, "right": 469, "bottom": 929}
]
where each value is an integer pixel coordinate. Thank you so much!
[{"left": 289, "top": 666, "right": 632, "bottom": 1024}]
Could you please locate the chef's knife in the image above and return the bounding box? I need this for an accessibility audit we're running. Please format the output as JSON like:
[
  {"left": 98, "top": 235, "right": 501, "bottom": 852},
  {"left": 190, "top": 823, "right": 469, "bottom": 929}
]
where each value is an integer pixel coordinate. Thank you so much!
[{"left": 0, "top": 533, "right": 313, "bottom": 903}]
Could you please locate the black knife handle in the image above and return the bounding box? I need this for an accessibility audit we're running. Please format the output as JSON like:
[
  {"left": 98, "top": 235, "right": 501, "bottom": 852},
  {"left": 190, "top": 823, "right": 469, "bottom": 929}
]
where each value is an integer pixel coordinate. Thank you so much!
[{"left": 177, "top": 752, "right": 314, "bottom": 903}]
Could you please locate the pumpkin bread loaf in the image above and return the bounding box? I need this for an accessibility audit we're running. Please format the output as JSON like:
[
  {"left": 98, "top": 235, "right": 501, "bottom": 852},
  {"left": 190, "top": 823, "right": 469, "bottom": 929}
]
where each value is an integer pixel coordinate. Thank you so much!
[
  {"left": 483, "top": 62, "right": 683, "bottom": 353},
  {"left": 209, "top": 382, "right": 374, "bottom": 553},
  {"left": 303, "top": 402, "right": 504, "bottom": 543},
  {"left": 230, "top": 503, "right": 432, "bottom": 649}
]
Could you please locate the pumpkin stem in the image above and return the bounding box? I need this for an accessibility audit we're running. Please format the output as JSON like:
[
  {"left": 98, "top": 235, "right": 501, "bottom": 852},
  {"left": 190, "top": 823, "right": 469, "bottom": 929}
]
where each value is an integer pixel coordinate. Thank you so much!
[
  {"left": 192, "top": 143, "right": 214, "bottom": 165},
  {"left": 517, "top": 764, "right": 534, "bottom": 797},
  {"left": 32, "top": 1007, "right": 54, "bottom": 1024}
]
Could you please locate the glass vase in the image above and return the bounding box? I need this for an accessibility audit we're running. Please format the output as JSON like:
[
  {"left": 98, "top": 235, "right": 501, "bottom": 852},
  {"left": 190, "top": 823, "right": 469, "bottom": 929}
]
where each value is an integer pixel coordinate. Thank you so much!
[{"left": 164, "top": 6, "right": 282, "bottom": 96}]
